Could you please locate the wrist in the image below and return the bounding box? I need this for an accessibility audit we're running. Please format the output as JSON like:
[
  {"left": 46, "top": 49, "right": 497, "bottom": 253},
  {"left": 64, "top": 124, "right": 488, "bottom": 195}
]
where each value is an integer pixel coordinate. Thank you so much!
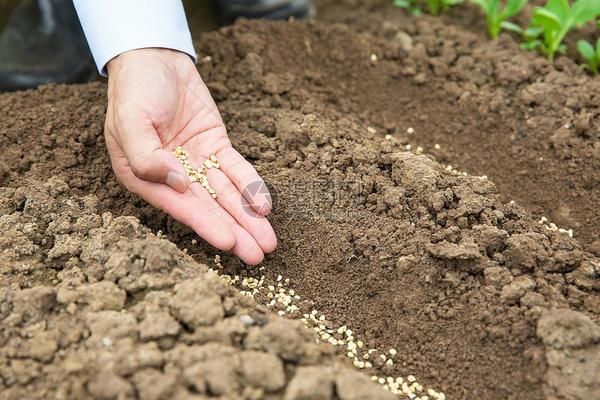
[{"left": 106, "top": 48, "right": 193, "bottom": 76}]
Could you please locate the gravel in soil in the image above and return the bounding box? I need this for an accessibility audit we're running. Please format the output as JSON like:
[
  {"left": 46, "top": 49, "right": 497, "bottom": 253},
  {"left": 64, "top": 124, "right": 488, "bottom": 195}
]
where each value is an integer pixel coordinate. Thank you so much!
[{"left": 1, "top": 14, "right": 600, "bottom": 400}]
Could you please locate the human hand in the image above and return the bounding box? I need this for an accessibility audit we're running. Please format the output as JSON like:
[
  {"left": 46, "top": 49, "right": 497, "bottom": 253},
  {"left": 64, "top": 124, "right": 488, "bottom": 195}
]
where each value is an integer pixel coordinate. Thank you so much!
[{"left": 105, "top": 48, "right": 276, "bottom": 264}]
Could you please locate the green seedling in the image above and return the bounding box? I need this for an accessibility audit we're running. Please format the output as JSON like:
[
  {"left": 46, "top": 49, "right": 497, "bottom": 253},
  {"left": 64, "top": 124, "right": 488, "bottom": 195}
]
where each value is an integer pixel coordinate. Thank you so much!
[
  {"left": 426, "top": 0, "right": 465, "bottom": 15},
  {"left": 470, "top": 0, "right": 528, "bottom": 38},
  {"left": 393, "top": 0, "right": 463, "bottom": 15},
  {"left": 521, "top": 0, "right": 600, "bottom": 62},
  {"left": 577, "top": 38, "right": 600, "bottom": 74},
  {"left": 394, "top": 0, "right": 422, "bottom": 15}
]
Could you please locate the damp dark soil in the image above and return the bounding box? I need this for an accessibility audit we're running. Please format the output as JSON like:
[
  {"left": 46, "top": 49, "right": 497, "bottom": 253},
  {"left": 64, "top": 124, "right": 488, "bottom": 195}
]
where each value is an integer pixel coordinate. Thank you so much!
[{"left": 1, "top": 5, "right": 600, "bottom": 400}]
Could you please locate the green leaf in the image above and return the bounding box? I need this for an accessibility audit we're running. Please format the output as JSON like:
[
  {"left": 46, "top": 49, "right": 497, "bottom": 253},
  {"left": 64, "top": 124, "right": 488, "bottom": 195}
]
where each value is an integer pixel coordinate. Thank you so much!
[
  {"left": 489, "top": 0, "right": 500, "bottom": 16},
  {"left": 394, "top": 0, "right": 411, "bottom": 8},
  {"left": 521, "top": 40, "right": 542, "bottom": 50},
  {"left": 577, "top": 39, "right": 595, "bottom": 60},
  {"left": 545, "top": 0, "right": 570, "bottom": 23},
  {"left": 524, "top": 26, "right": 544, "bottom": 38},
  {"left": 572, "top": 0, "right": 600, "bottom": 26},
  {"left": 503, "top": 0, "right": 528, "bottom": 19},
  {"left": 596, "top": 37, "right": 600, "bottom": 55},
  {"left": 532, "top": 8, "right": 562, "bottom": 32},
  {"left": 500, "top": 21, "right": 523, "bottom": 33}
]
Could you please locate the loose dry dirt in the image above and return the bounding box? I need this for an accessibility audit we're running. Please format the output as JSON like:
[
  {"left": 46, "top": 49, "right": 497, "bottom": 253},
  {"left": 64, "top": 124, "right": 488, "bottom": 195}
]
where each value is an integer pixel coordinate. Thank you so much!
[{"left": 1, "top": 4, "right": 600, "bottom": 400}]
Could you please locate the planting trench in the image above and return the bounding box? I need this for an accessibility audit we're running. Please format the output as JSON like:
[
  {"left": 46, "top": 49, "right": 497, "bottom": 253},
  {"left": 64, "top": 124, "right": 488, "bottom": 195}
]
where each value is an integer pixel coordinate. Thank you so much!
[{"left": 1, "top": 11, "right": 600, "bottom": 400}]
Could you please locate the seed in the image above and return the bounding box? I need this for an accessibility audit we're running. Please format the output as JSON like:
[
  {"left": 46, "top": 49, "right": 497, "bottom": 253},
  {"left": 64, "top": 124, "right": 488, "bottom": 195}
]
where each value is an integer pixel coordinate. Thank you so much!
[
  {"left": 389, "top": 348, "right": 397, "bottom": 356},
  {"left": 172, "top": 146, "right": 219, "bottom": 198},
  {"left": 407, "top": 127, "right": 415, "bottom": 134}
]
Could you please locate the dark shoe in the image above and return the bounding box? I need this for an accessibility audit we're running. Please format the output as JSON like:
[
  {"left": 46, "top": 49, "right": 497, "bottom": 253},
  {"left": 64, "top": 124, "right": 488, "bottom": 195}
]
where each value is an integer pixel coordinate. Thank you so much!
[
  {"left": 216, "top": 0, "right": 313, "bottom": 23},
  {"left": 0, "top": 0, "right": 93, "bottom": 92}
]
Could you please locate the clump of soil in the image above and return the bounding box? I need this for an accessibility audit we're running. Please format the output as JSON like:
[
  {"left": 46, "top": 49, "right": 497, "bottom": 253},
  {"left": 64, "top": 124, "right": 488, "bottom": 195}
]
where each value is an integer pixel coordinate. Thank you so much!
[
  {"left": 0, "top": 178, "right": 391, "bottom": 400},
  {"left": 1, "top": 16, "right": 600, "bottom": 400}
]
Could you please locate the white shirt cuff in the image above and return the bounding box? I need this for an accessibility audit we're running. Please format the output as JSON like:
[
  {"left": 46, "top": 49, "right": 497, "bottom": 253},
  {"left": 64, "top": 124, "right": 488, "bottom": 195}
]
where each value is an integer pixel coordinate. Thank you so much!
[{"left": 73, "top": 0, "right": 196, "bottom": 76}]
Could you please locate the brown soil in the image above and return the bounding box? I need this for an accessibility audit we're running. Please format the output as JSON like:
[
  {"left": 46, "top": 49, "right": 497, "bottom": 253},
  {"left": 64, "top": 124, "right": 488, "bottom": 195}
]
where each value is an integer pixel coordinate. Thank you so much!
[
  {"left": 314, "top": 0, "right": 600, "bottom": 251},
  {"left": 1, "top": 5, "right": 600, "bottom": 400},
  {"left": 0, "top": 176, "right": 391, "bottom": 400}
]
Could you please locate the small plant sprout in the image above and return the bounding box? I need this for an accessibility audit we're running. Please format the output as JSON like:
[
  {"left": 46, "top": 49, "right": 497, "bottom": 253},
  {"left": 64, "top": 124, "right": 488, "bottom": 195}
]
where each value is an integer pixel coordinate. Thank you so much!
[
  {"left": 393, "top": 0, "right": 463, "bottom": 15},
  {"left": 577, "top": 38, "right": 600, "bottom": 74},
  {"left": 426, "top": 0, "right": 465, "bottom": 15},
  {"left": 521, "top": 0, "right": 600, "bottom": 62},
  {"left": 470, "top": 0, "right": 528, "bottom": 38},
  {"left": 394, "top": 0, "right": 422, "bottom": 15}
]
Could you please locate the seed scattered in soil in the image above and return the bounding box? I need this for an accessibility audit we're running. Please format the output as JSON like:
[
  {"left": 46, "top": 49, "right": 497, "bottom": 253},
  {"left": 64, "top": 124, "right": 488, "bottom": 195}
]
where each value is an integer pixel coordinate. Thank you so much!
[
  {"left": 537, "top": 216, "right": 574, "bottom": 237},
  {"left": 370, "top": 54, "right": 378, "bottom": 62},
  {"left": 210, "top": 255, "right": 446, "bottom": 399},
  {"left": 434, "top": 143, "right": 441, "bottom": 150},
  {"left": 172, "top": 146, "right": 220, "bottom": 198},
  {"left": 368, "top": 126, "right": 377, "bottom": 134},
  {"left": 407, "top": 127, "right": 415, "bottom": 134}
]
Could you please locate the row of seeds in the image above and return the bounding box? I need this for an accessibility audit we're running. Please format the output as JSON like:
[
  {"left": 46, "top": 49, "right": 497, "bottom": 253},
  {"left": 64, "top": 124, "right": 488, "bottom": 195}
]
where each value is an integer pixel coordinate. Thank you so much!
[{"left": 211, "top": 255, "right": 446, "bottom": 400}]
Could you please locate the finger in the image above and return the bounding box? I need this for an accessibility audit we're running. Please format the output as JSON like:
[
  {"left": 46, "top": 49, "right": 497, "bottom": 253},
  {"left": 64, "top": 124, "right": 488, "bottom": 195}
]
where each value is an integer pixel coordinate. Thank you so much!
[
  {"left": 122, "top": 169, "right": 236, "bottom": 251},
  {"left": 185, "top": 150, "right": 277, "bottom": 254},
  {"left": 131, "top": 148, "right": 190, "bottom": 193},
  {"left": 190, "top": 184, "right": 265, "bottom": 265},
  {"left": 206, "top": 168, "right": 277, "bottom": 254},
  {"left": 111, "top": 107, "right": 189, "bottom": 193},
  {"left": 215, "top": 147, "right": 273, "bottom": 216},
  {"left": 229, "top": 224, "right": 265, "bottom": 265}
]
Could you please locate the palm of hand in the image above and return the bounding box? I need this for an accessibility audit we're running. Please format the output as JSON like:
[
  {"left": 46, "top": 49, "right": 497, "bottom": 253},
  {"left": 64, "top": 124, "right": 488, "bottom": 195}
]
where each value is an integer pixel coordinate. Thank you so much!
[{"left": 105, "top": 49, "right": 276, "bottom": 264}]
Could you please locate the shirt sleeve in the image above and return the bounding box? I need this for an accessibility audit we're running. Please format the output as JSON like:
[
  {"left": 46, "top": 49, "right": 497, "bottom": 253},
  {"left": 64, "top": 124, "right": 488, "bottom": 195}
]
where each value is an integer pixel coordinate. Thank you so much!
[{"left": 73, "top": 0, "right": 196, "bottom": 76}]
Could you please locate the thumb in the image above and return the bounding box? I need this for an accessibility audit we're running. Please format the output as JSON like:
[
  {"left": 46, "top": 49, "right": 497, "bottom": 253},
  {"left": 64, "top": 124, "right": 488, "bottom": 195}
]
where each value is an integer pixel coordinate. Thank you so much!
[
  {"left": 128, "top": 148, "right": 190, "bottom": 193},
  {"left": 111, "top": 104, "right": 189, "bottom": 192}
]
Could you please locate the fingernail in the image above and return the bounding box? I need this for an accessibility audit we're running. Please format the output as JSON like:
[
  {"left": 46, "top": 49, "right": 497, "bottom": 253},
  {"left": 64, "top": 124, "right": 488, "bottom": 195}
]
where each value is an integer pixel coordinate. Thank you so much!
[{"left": 167, "top": 171, "right": 187, "bottom": 192}]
